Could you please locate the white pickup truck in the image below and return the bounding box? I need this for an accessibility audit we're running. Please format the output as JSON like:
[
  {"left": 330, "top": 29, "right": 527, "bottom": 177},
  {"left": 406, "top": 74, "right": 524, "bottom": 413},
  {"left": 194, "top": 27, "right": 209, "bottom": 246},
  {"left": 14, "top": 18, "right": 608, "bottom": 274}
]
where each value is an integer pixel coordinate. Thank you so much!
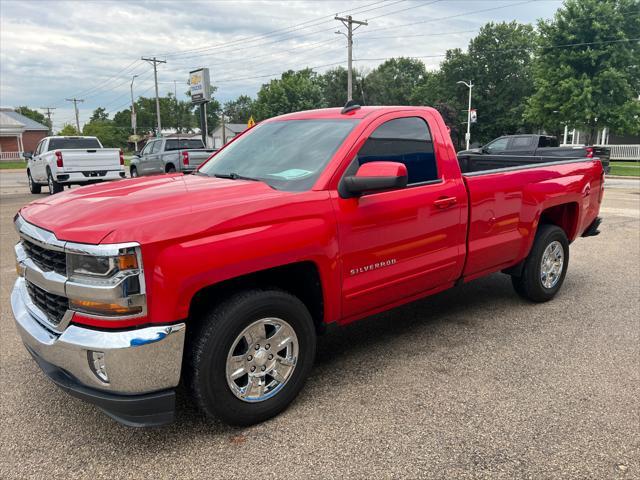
[{"left": 25, "top": 136, "right": 125, "bottom": 194}]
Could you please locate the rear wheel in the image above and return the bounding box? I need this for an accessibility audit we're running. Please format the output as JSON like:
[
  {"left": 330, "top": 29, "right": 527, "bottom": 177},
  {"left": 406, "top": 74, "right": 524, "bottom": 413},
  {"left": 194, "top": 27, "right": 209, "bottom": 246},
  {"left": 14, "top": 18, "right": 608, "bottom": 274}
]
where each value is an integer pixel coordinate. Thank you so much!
[
  {"left": 186, "top": 289, "right": 316, "bottom": 426},
  {"left": 27, "top": 170, "right": 41, "bottom": 194},
  {"left": 166, "top": 165, "right": 176, "bottom": 174},
  {"left": 511, "top": 224, "right": 569, "bottom": 302},
  {"left": 47, "top": 170, "right": 63, "bottom": 195},
  {"left": 130, "top": 166, "right": 138, "bottom": 178}
]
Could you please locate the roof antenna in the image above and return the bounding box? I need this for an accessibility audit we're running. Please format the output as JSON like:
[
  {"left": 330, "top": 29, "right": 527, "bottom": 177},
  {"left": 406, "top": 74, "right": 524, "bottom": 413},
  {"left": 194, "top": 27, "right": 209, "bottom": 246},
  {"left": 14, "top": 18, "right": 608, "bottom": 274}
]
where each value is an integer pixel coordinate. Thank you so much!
[{"left": 341, "top": 100, "right": 361, "bottom": 114}]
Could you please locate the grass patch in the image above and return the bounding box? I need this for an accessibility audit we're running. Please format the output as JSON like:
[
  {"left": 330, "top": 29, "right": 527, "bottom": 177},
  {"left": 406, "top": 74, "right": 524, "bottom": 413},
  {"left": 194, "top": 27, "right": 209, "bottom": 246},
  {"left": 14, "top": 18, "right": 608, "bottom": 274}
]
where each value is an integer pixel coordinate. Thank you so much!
[
  {"left": 609, "top": 161, "right": 640, "bottom": 177},
  {"left": 0, "top": 161, "right": 27, "bottom": 169}
]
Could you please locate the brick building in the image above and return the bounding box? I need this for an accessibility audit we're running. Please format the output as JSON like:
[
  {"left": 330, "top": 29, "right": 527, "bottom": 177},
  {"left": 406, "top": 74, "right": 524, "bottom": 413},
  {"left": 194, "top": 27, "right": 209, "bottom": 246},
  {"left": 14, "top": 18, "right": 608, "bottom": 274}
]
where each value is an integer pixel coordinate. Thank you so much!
[{"left": 0, "top": 108, "right": 49, "bottom": 160}]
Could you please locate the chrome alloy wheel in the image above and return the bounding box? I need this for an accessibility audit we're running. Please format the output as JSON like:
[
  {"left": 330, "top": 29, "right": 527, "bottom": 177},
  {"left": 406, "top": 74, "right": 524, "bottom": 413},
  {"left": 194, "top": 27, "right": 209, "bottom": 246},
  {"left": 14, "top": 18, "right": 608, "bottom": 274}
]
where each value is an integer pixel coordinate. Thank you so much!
[
  {"left": 225, "top": 318, "right": 299, "bottom": 403},
  {"left": 540, "top": 240, "right": 564, "bottom": 289}
]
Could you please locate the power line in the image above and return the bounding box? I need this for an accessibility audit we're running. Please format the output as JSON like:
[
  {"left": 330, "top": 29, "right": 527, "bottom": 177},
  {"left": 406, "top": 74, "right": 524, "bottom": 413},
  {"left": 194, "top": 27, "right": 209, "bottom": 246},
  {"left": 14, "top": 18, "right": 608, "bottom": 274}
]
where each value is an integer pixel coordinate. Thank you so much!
[
  {"left": 65, "top": 98, "right": 84, "bottom": 132},
  {"left": 39, "top": 107, "right": 56, "bottom": 133},
  {"left": 141, "top": 57, "right": 167, "bottom": 135},
  {"left": 335, "top": 15, "right": 368, "bottom": 101},
  {"left": 156, "top": 0, "right": 391, "bottom": 58}
]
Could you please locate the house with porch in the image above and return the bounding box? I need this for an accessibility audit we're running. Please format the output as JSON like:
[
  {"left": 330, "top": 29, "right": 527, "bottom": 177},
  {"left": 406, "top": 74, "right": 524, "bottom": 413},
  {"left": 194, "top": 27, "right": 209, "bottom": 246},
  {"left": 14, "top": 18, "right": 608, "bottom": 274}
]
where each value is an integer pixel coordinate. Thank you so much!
[{"left": 0, "top": 108, "right": 49, "bottom": 160}]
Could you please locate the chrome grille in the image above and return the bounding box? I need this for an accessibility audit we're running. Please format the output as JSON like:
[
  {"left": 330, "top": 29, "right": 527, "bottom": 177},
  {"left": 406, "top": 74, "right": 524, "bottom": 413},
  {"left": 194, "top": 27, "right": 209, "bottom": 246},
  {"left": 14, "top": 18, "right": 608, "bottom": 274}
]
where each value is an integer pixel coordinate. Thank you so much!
[
  {"left": 22, "top": 239, "right": 66, "bottom": 275},
  {"left": 26, "top": 281, "right": 68, "bottom": 326}
]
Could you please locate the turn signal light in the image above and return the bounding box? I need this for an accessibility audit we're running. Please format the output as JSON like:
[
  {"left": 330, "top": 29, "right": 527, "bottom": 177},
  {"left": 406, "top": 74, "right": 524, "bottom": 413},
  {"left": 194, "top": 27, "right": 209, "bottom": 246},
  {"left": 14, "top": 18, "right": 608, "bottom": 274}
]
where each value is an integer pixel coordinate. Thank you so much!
[
  {"left": 70, "top": 299, "right": 142, "bottom": 317},
  {"left": 55, "top": 151, "right": 64, "bottom": 167},
  {"left": 117, "top": 253, "right": 138, "bottom": 270}
]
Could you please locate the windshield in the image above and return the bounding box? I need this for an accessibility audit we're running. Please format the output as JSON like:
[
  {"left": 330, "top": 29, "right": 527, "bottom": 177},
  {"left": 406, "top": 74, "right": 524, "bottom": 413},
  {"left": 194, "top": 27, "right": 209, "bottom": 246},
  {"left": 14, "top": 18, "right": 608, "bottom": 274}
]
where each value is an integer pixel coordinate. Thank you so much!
[
  {"left": 48, "top": 138, "right": 101, "bottom": 150},
  {"left": 165, "top": 139, "right": 205, "bottom": 151},
  {"left": 199, "top": 119, "right": 358, "bottom": 191}
]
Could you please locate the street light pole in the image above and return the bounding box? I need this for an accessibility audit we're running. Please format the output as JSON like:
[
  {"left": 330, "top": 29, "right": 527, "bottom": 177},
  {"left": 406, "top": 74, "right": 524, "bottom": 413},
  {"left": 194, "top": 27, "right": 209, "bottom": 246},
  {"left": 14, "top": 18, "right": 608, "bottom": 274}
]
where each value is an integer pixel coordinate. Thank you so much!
[
  {"left": 457, "top": 80, "right": 474, "bottom": 150},
  {"left": 130, "top": 75, "right": 138, "bottom": 151}
]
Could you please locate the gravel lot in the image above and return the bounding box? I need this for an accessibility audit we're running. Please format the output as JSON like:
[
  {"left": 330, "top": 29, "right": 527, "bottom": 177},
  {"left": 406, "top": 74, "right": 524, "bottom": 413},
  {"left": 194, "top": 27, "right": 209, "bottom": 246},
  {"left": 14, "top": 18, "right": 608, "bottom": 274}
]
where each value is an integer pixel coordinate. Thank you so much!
[{"left": 1, "top": 173, "right": 638, "bottom": 479}]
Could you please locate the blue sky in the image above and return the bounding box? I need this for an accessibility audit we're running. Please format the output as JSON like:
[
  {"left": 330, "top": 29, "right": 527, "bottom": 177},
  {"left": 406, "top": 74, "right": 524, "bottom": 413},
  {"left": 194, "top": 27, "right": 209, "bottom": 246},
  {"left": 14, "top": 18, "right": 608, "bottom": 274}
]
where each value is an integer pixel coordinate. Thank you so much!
[{"left": 0, "top": 0, "right": 562, "bottom": 130}]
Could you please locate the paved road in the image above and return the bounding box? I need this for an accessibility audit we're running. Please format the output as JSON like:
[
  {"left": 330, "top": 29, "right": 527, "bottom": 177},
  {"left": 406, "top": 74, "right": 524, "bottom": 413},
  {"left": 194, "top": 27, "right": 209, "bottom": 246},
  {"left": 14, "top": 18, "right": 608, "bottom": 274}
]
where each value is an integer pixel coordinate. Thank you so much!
[{"left": 0, "top": 176, "right": 638, "bottom": 479}]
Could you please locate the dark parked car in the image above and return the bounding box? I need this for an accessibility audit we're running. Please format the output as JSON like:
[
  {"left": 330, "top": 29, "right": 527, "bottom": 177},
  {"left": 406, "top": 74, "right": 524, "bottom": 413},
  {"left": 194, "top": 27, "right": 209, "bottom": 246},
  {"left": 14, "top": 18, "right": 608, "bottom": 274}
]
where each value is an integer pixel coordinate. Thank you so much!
[{"left": 458, "top": 134, "right": 610, "bottom": 173}]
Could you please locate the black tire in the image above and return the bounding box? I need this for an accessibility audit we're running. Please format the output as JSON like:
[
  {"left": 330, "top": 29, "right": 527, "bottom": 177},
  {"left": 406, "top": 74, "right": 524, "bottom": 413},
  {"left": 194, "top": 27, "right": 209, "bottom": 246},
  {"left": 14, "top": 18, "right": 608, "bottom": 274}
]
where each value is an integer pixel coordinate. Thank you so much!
[
  {"left": 27, "top": 170, "right": 41, "bottom": 194},
  {"left": 186, "top": 289, "right": 316, "bottom": 426},
  {"left": 47, "top": 169, "right": 63, "bottom": 195},
  {"left": 166, "top": 165, "right": 176, "bottom": 174},
  {"left": 130, "top": 166, "right": 138, "bottom": 178},
  {"left": 511, "top": 224, "right": 569, "bottom": 302}
]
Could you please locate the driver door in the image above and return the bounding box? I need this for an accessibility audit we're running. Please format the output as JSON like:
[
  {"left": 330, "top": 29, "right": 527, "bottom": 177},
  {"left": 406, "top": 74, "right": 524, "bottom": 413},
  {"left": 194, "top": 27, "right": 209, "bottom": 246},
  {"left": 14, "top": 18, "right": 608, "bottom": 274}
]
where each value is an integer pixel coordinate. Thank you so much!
[{"left": 331, "top": 113, "right": 467, "bottom": 321}]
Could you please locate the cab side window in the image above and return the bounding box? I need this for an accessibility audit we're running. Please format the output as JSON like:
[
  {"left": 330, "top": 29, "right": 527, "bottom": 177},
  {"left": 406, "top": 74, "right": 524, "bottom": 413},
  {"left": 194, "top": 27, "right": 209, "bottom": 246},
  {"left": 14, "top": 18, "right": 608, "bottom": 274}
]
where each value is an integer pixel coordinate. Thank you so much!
[
  {"left": 151, "top": 141, "right": 162, "bottom": 154},
  {"left": 485, "top": 137, "right": 509, "bottom": 152},
  {"left": 141, "top": 141, "right": 154, "bottom": 155},
  {"left": 34, "top": 140, "right": 45, "bottom": 156},
  {"left": 357, "top": 117, "right": 437, "bottom": 184}
]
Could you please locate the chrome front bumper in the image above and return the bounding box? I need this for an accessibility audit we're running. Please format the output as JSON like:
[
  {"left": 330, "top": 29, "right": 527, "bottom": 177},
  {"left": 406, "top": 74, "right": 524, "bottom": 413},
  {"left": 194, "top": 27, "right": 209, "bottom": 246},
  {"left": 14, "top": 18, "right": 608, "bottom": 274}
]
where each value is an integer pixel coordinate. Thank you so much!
[{"left": 11, "top": 277, "right": 185, "bottom": 395}]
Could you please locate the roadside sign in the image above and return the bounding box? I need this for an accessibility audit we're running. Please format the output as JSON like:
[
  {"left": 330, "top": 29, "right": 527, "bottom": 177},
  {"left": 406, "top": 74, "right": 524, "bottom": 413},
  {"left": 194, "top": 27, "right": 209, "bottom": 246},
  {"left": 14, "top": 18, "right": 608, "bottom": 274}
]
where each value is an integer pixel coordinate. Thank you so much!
[
  {"left": 470, "top": 109, "right": 477, "bottom": 123},
  {"left": 189, "top": 68, "right": 211, "bottom": 104},
  {"left": 247, "top": 116, "right": 255, "bottom": 128}
]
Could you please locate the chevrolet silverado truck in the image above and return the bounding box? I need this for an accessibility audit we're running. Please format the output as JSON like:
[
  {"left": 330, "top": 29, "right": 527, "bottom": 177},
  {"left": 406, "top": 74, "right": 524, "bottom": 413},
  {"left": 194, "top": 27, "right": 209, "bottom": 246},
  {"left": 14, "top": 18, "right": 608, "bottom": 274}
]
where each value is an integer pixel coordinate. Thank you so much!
[
  {"left": 457, "top": 134, "right": 610, "bottom": 173},
  {"left": 11, "top": 105, "right": 604, "bottom": 427},
  {"left": 24, "top": 136, "right": 126, "bottom": 194},
  {"left": 129, "top": 137, "right": 216, "bottom": 177}
]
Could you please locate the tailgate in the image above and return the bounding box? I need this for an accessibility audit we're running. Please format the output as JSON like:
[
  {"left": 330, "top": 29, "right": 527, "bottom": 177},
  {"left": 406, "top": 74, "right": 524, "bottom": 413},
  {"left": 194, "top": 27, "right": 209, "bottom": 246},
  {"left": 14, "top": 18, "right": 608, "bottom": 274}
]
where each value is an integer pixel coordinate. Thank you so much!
[
  {"left": 184, "top": 149, "right": 215, "bottom": 168},
  {"left": 60, "top": 149, "right": 121, "bottom": 171}
]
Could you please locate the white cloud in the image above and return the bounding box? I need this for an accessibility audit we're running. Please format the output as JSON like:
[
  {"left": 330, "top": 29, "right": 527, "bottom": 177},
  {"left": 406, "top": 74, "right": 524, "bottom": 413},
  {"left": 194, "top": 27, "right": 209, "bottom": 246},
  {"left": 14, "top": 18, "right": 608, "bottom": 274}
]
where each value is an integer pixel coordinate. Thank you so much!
[{"left": 0, "top": 0, "right": 560, "bottom": 128}]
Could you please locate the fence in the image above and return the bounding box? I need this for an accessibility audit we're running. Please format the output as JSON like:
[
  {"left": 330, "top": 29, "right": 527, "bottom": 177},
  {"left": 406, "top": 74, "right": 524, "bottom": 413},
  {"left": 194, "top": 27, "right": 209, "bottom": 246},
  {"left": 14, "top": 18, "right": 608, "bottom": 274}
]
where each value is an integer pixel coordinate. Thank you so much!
[
  {"left": 598, "top": 144, "right": 640, "bottom": 161},
  {"left": 0, "top": 151, "right": 23, "bottom": 161}
]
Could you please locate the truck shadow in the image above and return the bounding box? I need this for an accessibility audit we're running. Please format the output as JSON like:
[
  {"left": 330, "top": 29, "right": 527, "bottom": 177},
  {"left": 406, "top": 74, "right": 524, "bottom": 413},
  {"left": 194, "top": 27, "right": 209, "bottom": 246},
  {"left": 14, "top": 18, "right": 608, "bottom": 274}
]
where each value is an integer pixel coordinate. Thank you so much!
[{"left": 46, "top": 272, "right": 533, "bottom": 451}]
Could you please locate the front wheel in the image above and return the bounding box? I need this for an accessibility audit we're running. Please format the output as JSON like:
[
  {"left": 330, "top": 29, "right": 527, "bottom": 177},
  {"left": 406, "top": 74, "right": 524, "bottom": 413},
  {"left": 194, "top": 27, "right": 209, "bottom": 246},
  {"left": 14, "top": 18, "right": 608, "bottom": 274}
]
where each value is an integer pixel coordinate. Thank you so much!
[
  {"left": 130, "top": 166, "right": 138, "bottom": 178},
  {"left": 186, "top": 289, "right": 316, "bottom": 426},
  {"left": 511, "top": 224, "right": 569, "bottom": 302},
  {"left": 28, "top": 171, "right": 41, "bottom": 194},
  {"left": 47, "top": 170, "right": 63, "bottom": 195}
]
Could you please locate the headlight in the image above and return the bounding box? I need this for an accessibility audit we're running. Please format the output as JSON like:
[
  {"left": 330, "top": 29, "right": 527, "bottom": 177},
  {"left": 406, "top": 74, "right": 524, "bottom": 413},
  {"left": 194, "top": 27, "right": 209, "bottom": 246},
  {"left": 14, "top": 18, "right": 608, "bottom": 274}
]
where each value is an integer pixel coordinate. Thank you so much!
[
  {"left": 67, "top": 248, "right": 139, "bottom": 280},
  {"left": 66, "top": 245, "right": 146, "bottom": 318}
]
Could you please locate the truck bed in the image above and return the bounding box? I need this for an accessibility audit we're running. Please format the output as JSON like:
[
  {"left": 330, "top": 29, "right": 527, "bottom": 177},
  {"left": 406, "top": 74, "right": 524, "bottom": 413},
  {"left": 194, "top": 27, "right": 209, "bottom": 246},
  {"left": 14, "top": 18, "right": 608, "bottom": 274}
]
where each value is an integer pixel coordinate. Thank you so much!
[
  {"left": 458, "top": 148, "right": 609, "bottom": 174},
  {"left": 460, "top": 158, "right": 604, "bottom": 280}
]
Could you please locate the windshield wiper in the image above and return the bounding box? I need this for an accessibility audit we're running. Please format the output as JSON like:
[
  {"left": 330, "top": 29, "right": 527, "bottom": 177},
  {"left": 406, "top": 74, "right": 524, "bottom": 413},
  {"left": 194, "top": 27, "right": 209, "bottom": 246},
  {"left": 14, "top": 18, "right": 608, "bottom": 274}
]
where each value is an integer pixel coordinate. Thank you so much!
[{"left": 214, "top": 172, "right": 261, "bottom": 182}]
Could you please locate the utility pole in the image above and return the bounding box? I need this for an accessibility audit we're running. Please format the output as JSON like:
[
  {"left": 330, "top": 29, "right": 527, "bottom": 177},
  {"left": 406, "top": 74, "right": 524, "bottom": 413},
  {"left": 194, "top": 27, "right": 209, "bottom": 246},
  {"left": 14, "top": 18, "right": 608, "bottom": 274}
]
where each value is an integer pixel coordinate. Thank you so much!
[
  {"left": 40, "top": 107, "right": 56, "bottom": 134},
  {"left": 457, "top": 80, "right": 474, "bottom": 150},
  {"left": 130, "top": 74, "right": 138, "bottom": 151},
  {"left": 335, "top": 15, "right": 367, "bottom": 102},
  {"left": 141, "top": 56, "right": 167, "bottom": 137},
  {"left": 65, "top": 98, "right": 84, "bottom": 133}
]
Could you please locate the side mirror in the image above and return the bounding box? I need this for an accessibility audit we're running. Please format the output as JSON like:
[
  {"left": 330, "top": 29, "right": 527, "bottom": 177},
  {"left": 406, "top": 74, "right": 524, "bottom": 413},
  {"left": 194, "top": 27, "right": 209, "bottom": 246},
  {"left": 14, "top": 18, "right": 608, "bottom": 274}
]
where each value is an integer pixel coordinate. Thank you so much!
[
  {"left": 342, "top": 161, "right": 408, "bottom": 198},
  {"left": 481, "top": 146, "right": 489, "bottom": 154},
  {"left": 134, "top": 151, "right": 141, "bottom": 157},
  {"left": 23, "top": 152, "right": 33, "bottom": 160}
]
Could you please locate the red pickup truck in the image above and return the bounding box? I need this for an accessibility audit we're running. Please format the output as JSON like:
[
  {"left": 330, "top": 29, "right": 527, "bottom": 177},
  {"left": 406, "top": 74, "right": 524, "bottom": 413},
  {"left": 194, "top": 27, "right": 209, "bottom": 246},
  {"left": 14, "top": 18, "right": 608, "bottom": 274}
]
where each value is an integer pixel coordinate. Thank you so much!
[{"left": 12, "top": 105, "right": 604, "bottom": 427}]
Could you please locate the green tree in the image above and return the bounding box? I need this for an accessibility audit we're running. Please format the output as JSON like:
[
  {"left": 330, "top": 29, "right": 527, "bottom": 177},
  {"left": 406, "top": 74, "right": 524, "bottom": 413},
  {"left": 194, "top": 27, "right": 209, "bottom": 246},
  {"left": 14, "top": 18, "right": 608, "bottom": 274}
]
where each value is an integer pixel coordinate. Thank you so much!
[
  {"left": 412, "top": 22, "right": 537, "bottom": 145},
  {"left": 364, "top": 58, "right": 426, "bottom": 105},
  {"left": 525, "top": 0, "right": 640, "bottom": 141},
  {"left": 16, "top": 106, "right": 49, "bottom": 129},
  {"left": 90, "top": 107, "right": 109, "bottom": 122},
  {"left": 58, "top": 124, "right": 79, "bottom": 135},
  {"left": 318, "top": 67, "right": 365, "bottom": 107},
  {"left": 253, "top": 69, "right": 324, "bottom": 120},
  {"left": 223, "top": 95, "right": 255, "bottom": 123}
]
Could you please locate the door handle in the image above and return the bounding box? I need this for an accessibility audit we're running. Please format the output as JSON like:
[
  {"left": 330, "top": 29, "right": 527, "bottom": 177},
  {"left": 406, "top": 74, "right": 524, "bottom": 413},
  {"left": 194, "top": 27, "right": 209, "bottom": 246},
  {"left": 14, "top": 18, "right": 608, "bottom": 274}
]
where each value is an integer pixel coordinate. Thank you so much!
[{"left": 434, "top": 196, "right": 457, "bottom": 209}]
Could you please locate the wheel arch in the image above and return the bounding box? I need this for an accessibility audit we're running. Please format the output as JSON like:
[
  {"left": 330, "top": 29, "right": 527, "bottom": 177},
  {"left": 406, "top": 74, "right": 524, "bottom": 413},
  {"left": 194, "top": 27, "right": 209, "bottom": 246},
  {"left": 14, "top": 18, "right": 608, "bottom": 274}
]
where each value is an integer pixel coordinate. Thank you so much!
[
  {"left": 187, "top": 261, "right": 326, "bottom": 335},
  {"left": 165, "top": 163, "right": 176, "bottom": 173}
]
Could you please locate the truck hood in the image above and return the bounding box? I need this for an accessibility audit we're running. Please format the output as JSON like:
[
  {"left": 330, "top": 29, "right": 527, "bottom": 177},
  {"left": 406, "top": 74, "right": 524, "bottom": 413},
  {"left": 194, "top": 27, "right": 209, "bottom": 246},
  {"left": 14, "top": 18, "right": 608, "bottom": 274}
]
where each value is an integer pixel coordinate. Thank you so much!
[{"left": 19, "top": 174, "right": 290, "bottom": 244}]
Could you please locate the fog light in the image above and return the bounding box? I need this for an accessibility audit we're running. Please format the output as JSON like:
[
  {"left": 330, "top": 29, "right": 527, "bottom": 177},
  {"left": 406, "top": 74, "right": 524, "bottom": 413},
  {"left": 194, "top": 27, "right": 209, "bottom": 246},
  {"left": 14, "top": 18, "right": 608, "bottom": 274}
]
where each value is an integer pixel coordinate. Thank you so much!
[{"left": 88, "top": 350, "right": 109, "bottom": 383}]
